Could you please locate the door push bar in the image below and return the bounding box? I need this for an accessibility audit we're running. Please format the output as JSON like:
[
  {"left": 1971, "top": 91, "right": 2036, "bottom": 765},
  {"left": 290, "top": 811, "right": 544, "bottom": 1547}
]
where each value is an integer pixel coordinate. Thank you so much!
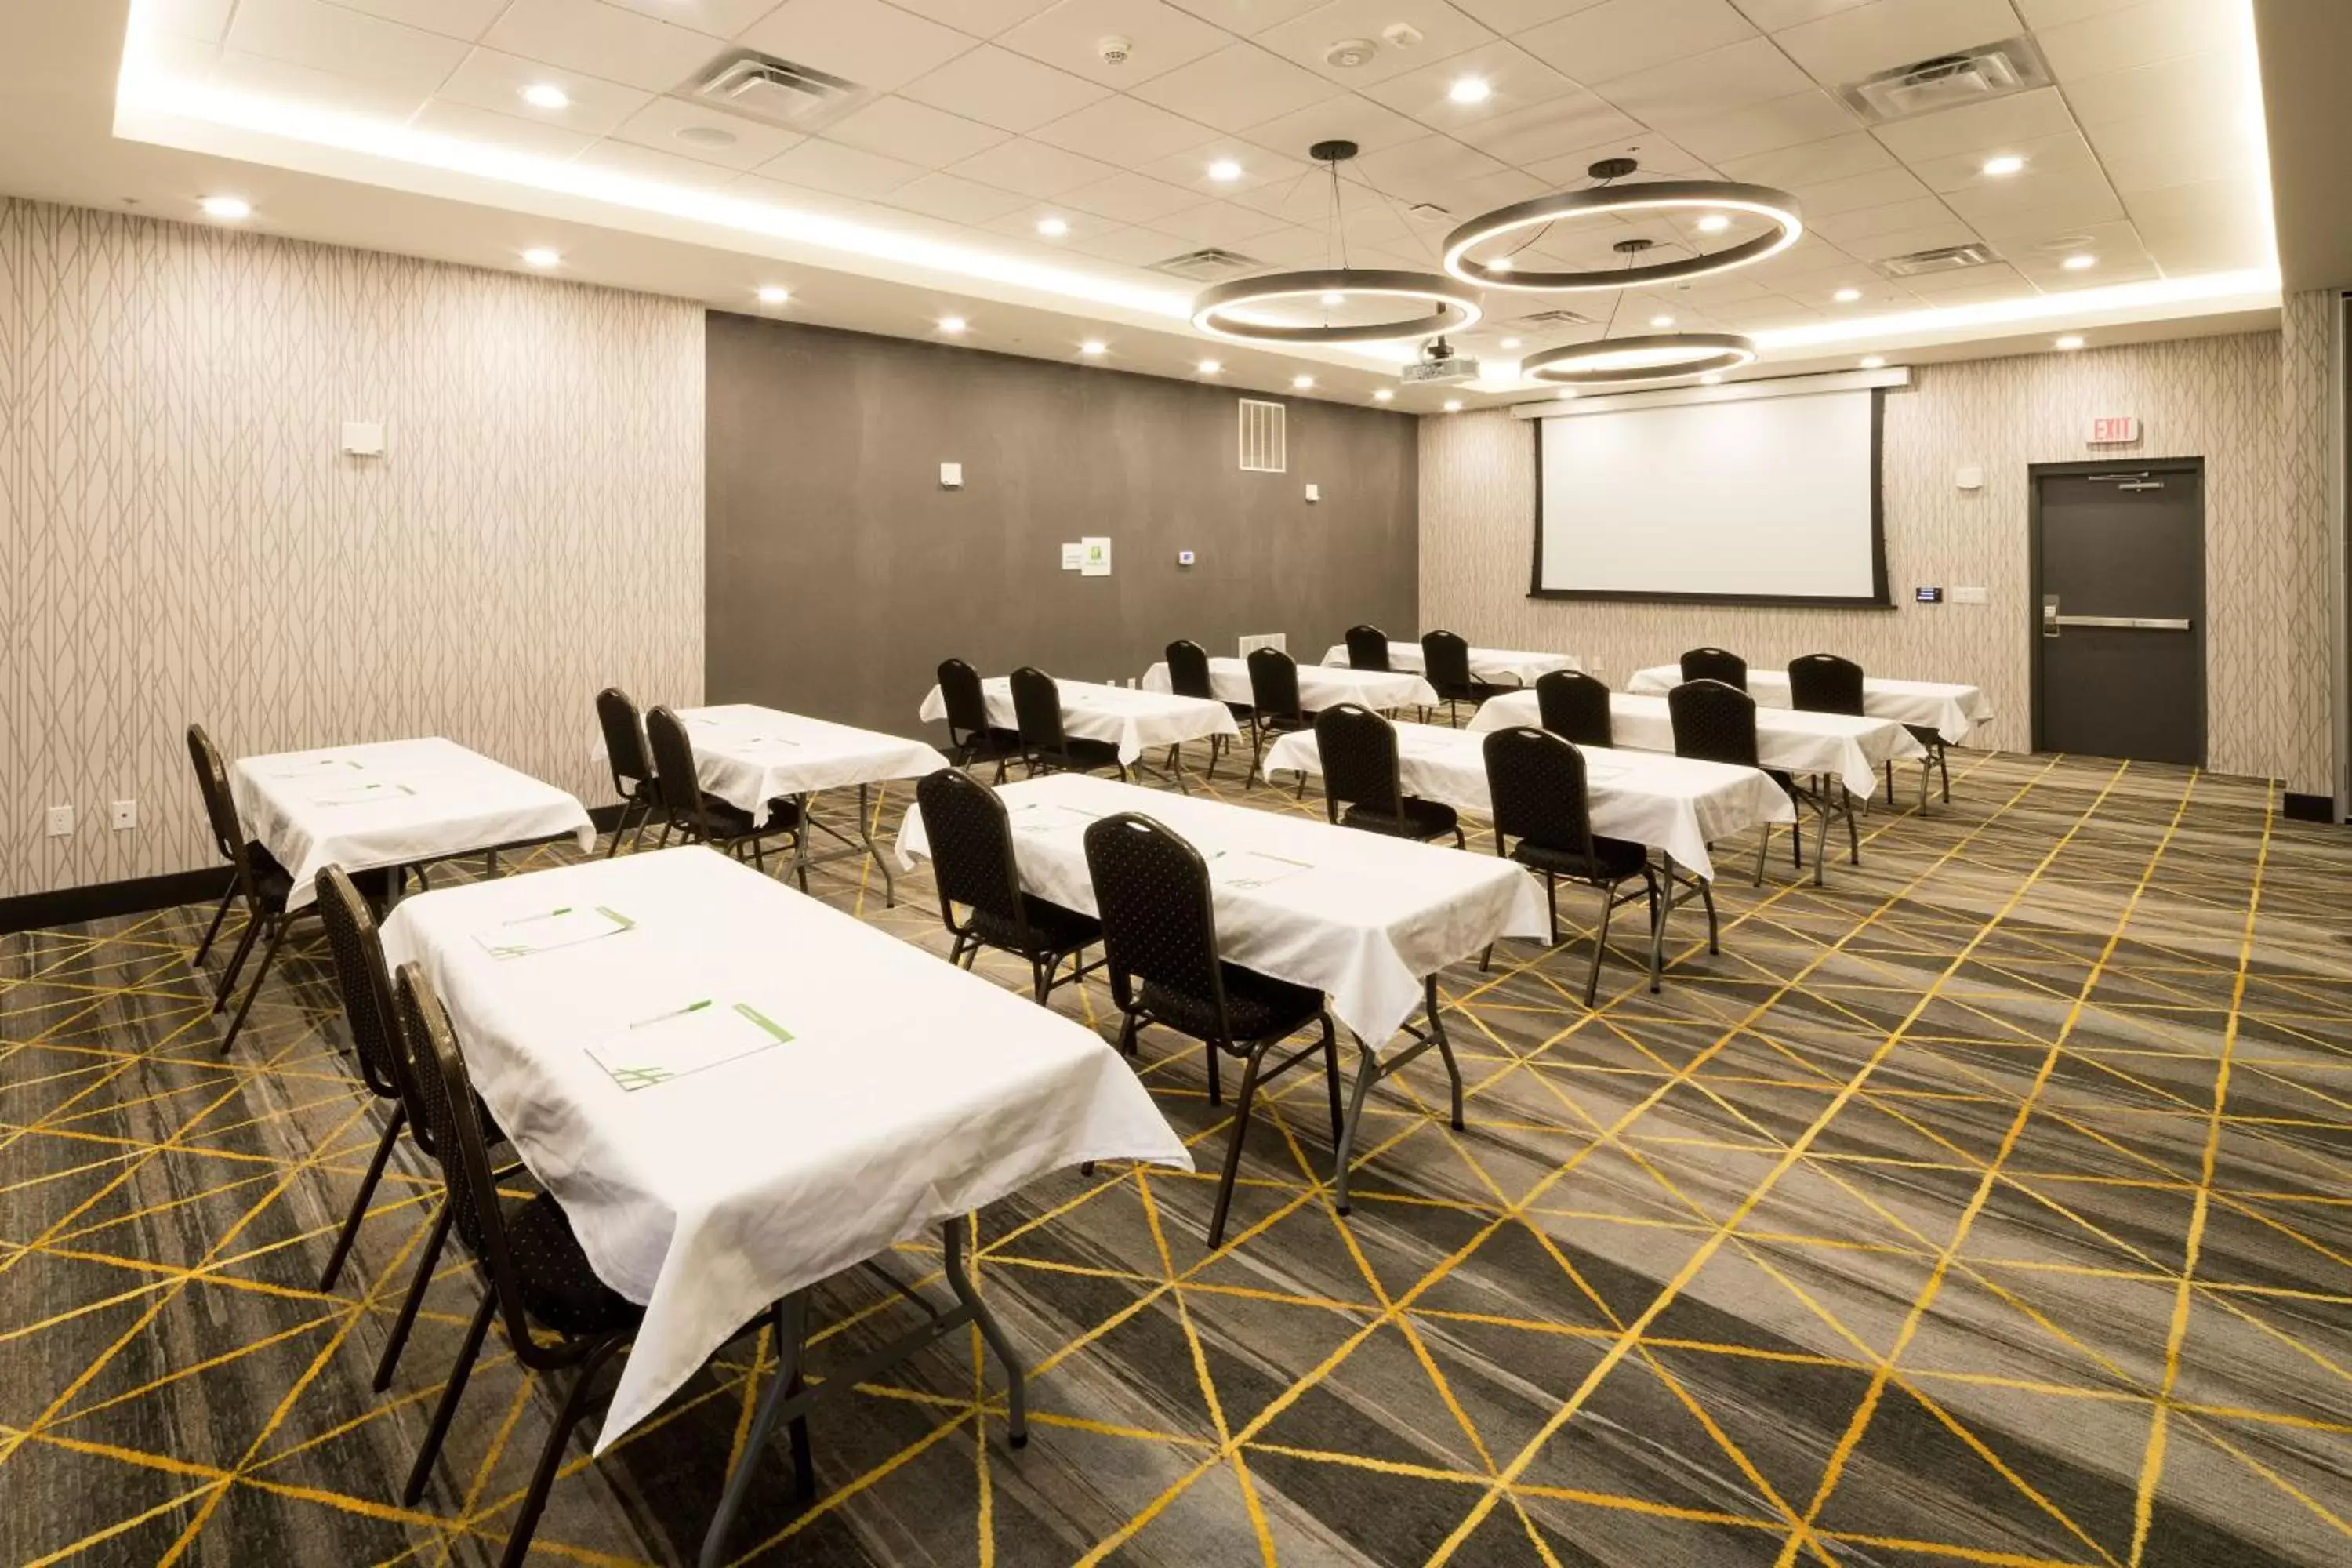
[{"left": 2042, "top": 597, "right": 2194, "bottom": 637}]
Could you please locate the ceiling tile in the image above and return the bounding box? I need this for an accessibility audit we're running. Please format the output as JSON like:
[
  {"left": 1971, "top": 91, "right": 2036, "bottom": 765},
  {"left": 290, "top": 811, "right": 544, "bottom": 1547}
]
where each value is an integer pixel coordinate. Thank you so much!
[
  {"left": 1134, "top": 138, "right": 1312, "bottom": 194},
  {"left": 888, "top": 0, "right": 1063, "bottom": 34},
  {"left": 1161, "top": 0, "right": 1327, "bottom": 30},
  {"left": 1447, "top": 1, "right": 1614, "bottom": 32},
  {"left": 608, "top": 95, "right": 808, "bottom": 169},
  {"left": 482, "top": 0, "right": 720, "bottom": 93},
  {"left": 1518, "top": 0, "right": 1758, "bottom": 86},
  {"left": 1129, "top": 42, "right": 1341, "bottom": 131},
  {"left": 946, "top": 136, "right": 1121, "bottom": 198},
  {"left": 1447, "top": 89, "right": 1642, "bottom": 165},
  {"left": 1719, "top": 129, "right": 1893, "bottom": 187},
  {"left": 1867, "top": 83, "right": 2074, "bottom": 161},
  {"left": 598, "top": 0, "right": 786, "bottom": 38},
  {"left": 209, "top": 46, "right": 434, "bottom": 115},
  {"left": 1151, "top": 198, "right": 1298, "bottom": 245},
  {"left": 1352, "top": 133, "right": 1510, "bottom": 205},
  {"left": 1730, "top": 0, "right": 1877, "bottom": 25},
  {"left": 1809, "top": 193, "right": 1955, "bottom": 241},
  {"left": 139, "top": 0, "right": 235, "bottom": 44},
  {"left": 826, "top": 95, "right": 1011, "bottom": 165},
  {"left": 2060, "top": 50, "right": 2226, "bottom": 128},
  {"left": 1592, "top": 37, "right": 1814, "bottom": 128},
  {"left": 1061, "top": 169, "right": 1218, "bottom": 221},
  {"left": 1773, "top": 0, "right": 2024, "bottom": 88},
  {"left": 900, "top": 45, "right": 1112, "bottom": 132},
  {"left": 2085, "top": 117, "right": 2249, "bottom": 198},
  {"left": 327, "top": 0, "right": 511, "bottom": 41},
  {"left": 736, "top": 0, "right": 979, "bottom": 93},
  {"left": 1905, "top": 126, "right": 2098, "bottom": 191},
  {"left": 1898, "top": 258, "right": 2023, "bottom": 292},
  {"left": 1255, "top": 0, "right": 1498, "bottom": 88},
  {"left": 757, "top": 136, "right": 928, "bottom": 195},
  {"left": 1360, "top": 40, "right": 1579, "bottom": 130},
  {"left": 725, "top": 172, "right": 877, "bottom": 219},
  {"left": 409, "top": 97, "right": 599, "bottom": 157},
  {"left": 1960, "top": 191, "right": 2125, "bottom": 238},
  {"left": 2010, "top": 0, "right": 2140, "bottom": 24},
  {"left": 1940, "top": 165, "right": 2114, "bottom": 220},
  {"left": 997, "top": 0, "right": 1232, "bottom": 86},
  {"left": 1065, "top": 223, "right": 1194, "bottom": 263},
  {"left": 1671, "top": 89, "right": 1860, "bottom": 162},
  {"left": 434, "top": 46, "right": 654, "bottom": 136},
  {"left": 1244, "top": 220, "right": 1352, "bottom": 262},
  {"left": 1242, "top": 92, "right": 1428, "bottom": 159},
  {"left": 226, "top": 0, "right": 469, "bottom": 93},
  {"left": 1032, "top": 96, "right": 1219, "bottom": 163},
  {"left": 1793, "top": 164, "right": 1934, "bottom": 214},
  {"left": 574, "top": 139, "right": 745, "bottom": 191},
  {"left": 977, "top": 200, "right": 1129, "bottom": 241},
  {"left": 1837, "top": 218, "right": 1982, "bottom": 260},
  {"left": 882, "top": 171, "right": 1035, "bottom": 223},
  {"left": 2037, "top": 0, "right": 2238, "bottom": 79},
  {"left": 1521, "top": 131, "right": 1709, "bottom": 185}
]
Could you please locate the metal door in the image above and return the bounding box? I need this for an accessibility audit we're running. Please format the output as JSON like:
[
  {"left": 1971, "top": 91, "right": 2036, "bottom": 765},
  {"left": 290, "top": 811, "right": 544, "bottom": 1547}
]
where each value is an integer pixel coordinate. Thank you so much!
[{"left": 2030, "top": 460, "right": 2205, "bottom": 765}]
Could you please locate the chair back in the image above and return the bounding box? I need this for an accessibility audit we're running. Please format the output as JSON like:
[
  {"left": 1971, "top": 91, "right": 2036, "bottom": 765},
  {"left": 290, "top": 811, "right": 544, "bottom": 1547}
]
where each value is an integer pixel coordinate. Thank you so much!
[
  {"left": 916, "top": 768, "right": 1026, "bottom": 941},
  {"left": 1668, "top": 679, "right": 1761, "bottom": 768},
  {"left": 1534, "top": 670, "right": 1613, "bottom": 747},
  {"left": 1316, "top": 703, "right": 1404, "bottom": 822},
  {"left": 1421, "top": 630, "right": 1474, "bottom": 695},
  {"left": 1082, "top": 813, "right": 1229, "bottom": 1034},
  {"left": 1680, "top": 647, "right": 1747, "bottom": 689},
  {"left": 1008, "top": 667, "right": 1069, "bottom": 759},
  {"left": 644, "top": 705, "right": 712, "bottom": 837},
  {"left": 394, "top": 962, "right": 544, "bottom": 1360},
  {"left": 938, "top": 659, "right": 992, "bottom": 739},
  {"left": 1483, "top": 726, "right": 1597, "bottom": 864},
  {"left": 1165, "top": 640, "right": 1215, "bottom": 702},
  {"left": 1788, "top": 653, "right": 1865, "bottom": 716},
  {"left": 595, "top": 688, "right": 653, "bottom": 797},
  {"left": 185, "top": 724, "right": 260, "bottom": 901},
  {"left": 315, "top": 866, "right": 417, "bottom": 1112},
  {"left": 1245, "top": 647, "right": 1302, "bottom": 723},
  {"left": 1344, "top": 625, "right": 1391, "bottom": 672}
]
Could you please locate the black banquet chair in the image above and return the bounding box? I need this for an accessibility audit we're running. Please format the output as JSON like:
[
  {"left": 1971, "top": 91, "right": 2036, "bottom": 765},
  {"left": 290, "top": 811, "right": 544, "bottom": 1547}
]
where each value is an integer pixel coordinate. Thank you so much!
[
  {"left": 1010, "top": 666, "right": 1127, "bottom": 779},
  {"left": 1082, "top": 812, "right": 1342, "bottom": 1249},
  {"left": 1680, "top": 646, "right": 1748, "bottom": 689},
  {"left": 594, "top": 687, "right": 660, "bottom": 857},
  {"left": 1667, "top": 679, "right": 1806, "bottom": 885},
  {"left": 938, "top": 658, "right": 1018, "bottom": 782},
  {"left": 1534, "top": 669, "right": 1613, "bottom": 748},
  {"left": 1483, "top": 726, "right": 1677, "bottom": 1003},
  {"left": 644, "top": 705, "right": 805, "bottom": 877},
  {"left": 917, "top": 768, "right": 1102, "bottom": 1002},
  {"left": 1243, "top": 646, "right": 1312, "bottom": 791},
  {"left": 1421, "top": 629, "right": 1497, "bottom": 726},
  {"left": 187, "top": 722, "right": 307, "bottom": 1054},
  {"left": 1316, "top": 703, "right": 1464, "bottom": 846},
  {"left": 1788, "top": 651, "right": 1898, "bottom": 804},
  {"left": 1343, "top": 624, "right": 1392, "bottom": 672},
  {"left": 1163, "top": 639, "right": 1242, "bottom": 782}
]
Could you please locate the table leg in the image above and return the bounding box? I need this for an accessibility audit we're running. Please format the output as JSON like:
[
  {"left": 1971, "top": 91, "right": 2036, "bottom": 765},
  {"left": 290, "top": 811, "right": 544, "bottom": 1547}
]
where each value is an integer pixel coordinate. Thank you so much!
[
  {"left": 1647, "top": 852, "right": 1676, "bottom": 989},
  {"left": 699, "top": 1290, "right": 811, "bottom": 1568},
  {"left": 1334, "top": 1033, "right": 1381, "bottom": 1217},
  {"left": 1425, "top": 975, "right": 1464, "bottom": 1132},
  {"left": 1813, "top": 778, "right": 1829, "bottom": 887},
  {"left": 855, "top": 782, "right": 896, "bottom": 907},
  {"left": 942, "top": 1219, "right": 1027, "bottom": 1447}
]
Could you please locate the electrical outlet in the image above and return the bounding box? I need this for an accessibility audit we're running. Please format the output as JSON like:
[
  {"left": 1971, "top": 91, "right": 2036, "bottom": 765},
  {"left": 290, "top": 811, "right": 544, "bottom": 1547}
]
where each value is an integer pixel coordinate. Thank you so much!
[
  {"left": 46, "top": 805, "right": 73, "bottom": 837},
  {"left": 111, "top": 800, "right": 137, "bottom": 830}
]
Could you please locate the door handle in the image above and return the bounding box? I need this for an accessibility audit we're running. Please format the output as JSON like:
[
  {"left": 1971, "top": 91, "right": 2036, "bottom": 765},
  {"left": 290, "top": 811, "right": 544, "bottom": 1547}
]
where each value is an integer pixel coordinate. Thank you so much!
[
  {"left": 2050, "top": 616, "right": 2194, "bottom": 630},
  {"left": 2042, "top": 597, "right": 2060, "bottom": 638}
]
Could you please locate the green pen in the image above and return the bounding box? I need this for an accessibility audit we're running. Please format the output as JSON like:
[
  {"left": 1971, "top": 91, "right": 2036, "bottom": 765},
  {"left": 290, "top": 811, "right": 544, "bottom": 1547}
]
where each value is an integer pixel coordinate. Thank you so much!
[
  {"left": 503, "top": 906, "right": 573, "bottom": 926},
  {"left": 630, "top": 998, "right": 711, "bottom": 1029}
]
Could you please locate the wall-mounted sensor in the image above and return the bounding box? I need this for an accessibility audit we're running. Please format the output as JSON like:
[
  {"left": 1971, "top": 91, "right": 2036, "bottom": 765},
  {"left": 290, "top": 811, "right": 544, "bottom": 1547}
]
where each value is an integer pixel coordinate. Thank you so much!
[
  {"left": 939, "top": 462, "right": 963, "bottom": 488},
  {"left": 340, "top": 421, "right": 385, "bottom": 457},
  {"left": 1305, "top": 483, "right": 1320, "bottom": 503},
  {"left": 1177, "top": 550, "right": 1196, "bottom": 567},
  {"left": 1955, "top": 465, "right": 1984, "bottom": 490}
]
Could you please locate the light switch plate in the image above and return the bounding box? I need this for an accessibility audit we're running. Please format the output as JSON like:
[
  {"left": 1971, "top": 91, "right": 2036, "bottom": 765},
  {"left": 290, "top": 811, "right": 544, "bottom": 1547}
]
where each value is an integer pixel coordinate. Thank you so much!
[
  {"left": 939, "top": 462, "right": 963, "bottom": 488},
  {"left": 1304, "top": 482, "right": 1320, "bottom": 503},
  {"left": 340, "top": 420, "right": 385, "bottom": 456},
  {"left": 1951, "top": 586, "right": 1988, "bottom": 604}
]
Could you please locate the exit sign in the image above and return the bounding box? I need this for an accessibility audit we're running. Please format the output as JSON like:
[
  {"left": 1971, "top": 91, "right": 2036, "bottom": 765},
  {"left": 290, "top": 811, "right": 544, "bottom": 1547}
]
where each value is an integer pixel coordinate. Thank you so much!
[{"left": 2088, "top": 415, "right": 2141, "bottom": 445}]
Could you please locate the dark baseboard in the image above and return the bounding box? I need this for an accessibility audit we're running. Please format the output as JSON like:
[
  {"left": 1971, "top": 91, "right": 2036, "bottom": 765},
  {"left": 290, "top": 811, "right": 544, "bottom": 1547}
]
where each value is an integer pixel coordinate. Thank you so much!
[
  {"left": 0, "top": 804, "right": 633, "bottom": 935},
  {"left": 2284, "top": 791, "right": 2336, "bottom": 823}
]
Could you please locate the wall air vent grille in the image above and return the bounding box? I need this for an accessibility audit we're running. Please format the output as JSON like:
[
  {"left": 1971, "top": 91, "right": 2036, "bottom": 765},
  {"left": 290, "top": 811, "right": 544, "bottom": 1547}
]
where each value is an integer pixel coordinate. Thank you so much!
[{"left": 1238, "top": 398, "right": 1287, "bottom": 473}]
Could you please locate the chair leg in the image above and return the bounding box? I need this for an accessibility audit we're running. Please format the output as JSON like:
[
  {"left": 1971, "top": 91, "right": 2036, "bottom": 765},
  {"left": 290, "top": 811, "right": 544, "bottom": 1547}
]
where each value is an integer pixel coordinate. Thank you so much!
[
  {"left": 1752, "top": 827, "right": 1770, "bottom": 887},
  {"left": 1206, "top": 1041, "right": 1272, "bottom": 1250},
  {"left": 1203, "top": 735, "right": 1220, "bottom": 786},
  {"left": 1116, "top": 1011, "right": 1139, "bottom": 1056},
  {"left": 220, "top": 913, "right": 292, "bottom": 1053},
  {"left": 212, "top": 905, "right": 263, "bottom": 1009},
  {"left": 403, "top": 1287, "right": 494, "bottom": 1506},
  {"left": 1318, "top": 1016, "right": 1343, "bottom": 1149},
  {"left": 192, "top": 880, "right": 235, "bottom": 967},
  {"left": 1884, "top": 760, "right": 1895, "bottom": 802},
  {"left": 375, "top": 1197, "right": 454, "bottom": 1392},
  {"left": 318, "top": 1102, "right": 407, "bottom": 1293},
  {"left": 1588, "top": 888, "right": 1615, "bottom": 1005},
  {"left": 500, "top": 1335, "right": 627, "bottom": 1568},
  {"left": 1699, "top": 873, "right": 1720, "bottom": 954},
  {"left": 1937, "top": 744, "right": 1951, "bottom": 804},
  {"left": 1250, "top": 723, "right": 1266, "bottom": 785},
  {"left": 1545, "top": 871, "right": 1561, "bottom": 946},
  {"left": 1205, "top": 1033, "right": 1222, "bottom": 1106},
  {"left": 1843, "top": 789, "right": 1860, "bottom": 865}
]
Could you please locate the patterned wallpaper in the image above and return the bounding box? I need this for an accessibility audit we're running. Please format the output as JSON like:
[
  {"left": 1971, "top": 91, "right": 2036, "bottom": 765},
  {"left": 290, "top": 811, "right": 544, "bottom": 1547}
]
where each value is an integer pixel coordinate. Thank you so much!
[
  {"left": 1421, "top": 315, "right": 2336, "bottom": 793},
  {"left": 0, "top": 198, "right": 706, "bottom": 899}
]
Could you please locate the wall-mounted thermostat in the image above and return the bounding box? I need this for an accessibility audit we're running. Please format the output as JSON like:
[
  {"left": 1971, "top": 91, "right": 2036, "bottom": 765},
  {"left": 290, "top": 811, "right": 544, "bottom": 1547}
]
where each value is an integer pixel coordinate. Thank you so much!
[
  {"left": 1915, "top": 586, "right": 1944, "bottom": 604},
  {"left": 939, "top": 462, "right": 964, "bottom": 488},
  {"left": 1177, "top": 550, "right": 1196, "bottom": 567}
]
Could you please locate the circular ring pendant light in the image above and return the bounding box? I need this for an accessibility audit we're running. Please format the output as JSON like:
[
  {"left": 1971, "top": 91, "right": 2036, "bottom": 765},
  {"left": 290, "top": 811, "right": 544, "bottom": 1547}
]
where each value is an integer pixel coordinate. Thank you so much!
[
  {"left": 1517, "top": 238, "right": 1758, "bottom": 388},
  {"left": 1190, "top": 140, "right": 1483, "bottom": 346},
  {"left": 1444, "top": 158, "right": 1803, "bottom": 292}
]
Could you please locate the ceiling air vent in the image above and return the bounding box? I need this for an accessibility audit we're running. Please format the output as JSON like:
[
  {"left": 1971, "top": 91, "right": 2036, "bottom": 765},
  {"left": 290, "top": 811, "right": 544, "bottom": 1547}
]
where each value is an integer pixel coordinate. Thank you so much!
[
  {"left": 691, "top": 49, "right": 864, "bottom": 131},
  {"left": 1880, "top": 242, "right": 2001, "bottom": 278},
  {"left": 1506, "top": 308, "right": 1596, "bottom": 330},
  {"left": 1149, "top": 247, "right": 1262, "bottom": 282},
  {"left": 1838, "top": 36, "right": 2051, "bottom": 124}
]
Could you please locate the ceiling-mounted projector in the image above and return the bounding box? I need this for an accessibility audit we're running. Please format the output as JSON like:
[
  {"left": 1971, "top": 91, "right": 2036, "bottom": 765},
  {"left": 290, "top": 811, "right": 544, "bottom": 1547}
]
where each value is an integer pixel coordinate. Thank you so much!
[{"left": 1400, "top": 336, "right": 1479, "bottom": 385}]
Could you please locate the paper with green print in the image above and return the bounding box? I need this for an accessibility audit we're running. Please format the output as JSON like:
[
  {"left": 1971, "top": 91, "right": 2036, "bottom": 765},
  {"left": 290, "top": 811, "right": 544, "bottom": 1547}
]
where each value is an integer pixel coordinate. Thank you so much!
[
  {"left": 586, "top": 1000, "right": 794, "bottom": 1093},
  {"left": 472, "top": 904, "right": 636, "bottom": 960}
]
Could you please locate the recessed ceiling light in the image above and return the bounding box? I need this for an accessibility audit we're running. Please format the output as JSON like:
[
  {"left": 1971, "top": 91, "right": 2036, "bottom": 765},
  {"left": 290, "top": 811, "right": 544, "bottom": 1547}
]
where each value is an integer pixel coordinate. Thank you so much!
[
  {"left": 1982, "top": 154, "right": 2025, "bottom": 177},
  {"left": 1443, "top": 398, "right": 1463, "bottom": 411},
  {"left": 1859, "top": 354, "right": 1886, "bottom": 368},
  {"left": 1699, "top": 372, "right": 1723, "bottom": 384},
  {"left": 1080, "top": 339, "right": 1105, "bottom": 355},
  {"left": 1197, "top": 358, "right": 1221, "bottom": 374},
  {"left": 1208, "top": 158, "right": 1243, "bottom": 182},
  {"left": 521, "top": 82, "right": 569, "bottom": 111},
  {"left": 756, "top": 285, "right": 789, "bottom": 306},
  {"left": 522, "top": 247, "right": 561, "bottom": 268},
  {"left": 1650, "top": 314, "right": 1675, "bottom": 328},
  {"left": 939, "top": 315, "right": 967, "bottom": 333},
  {"left": 1834, "top": 286, "right": 1862, "bottom": 303},
  {"left": 2062, "top": 253, "right": 2097, "bottom": 271},
  {"left": 1292, "top": 375, "right": 1315, "bottom": 390},
  {"left": 1448, "top": 77, "right": 1491, "bottom": 105},
  {"left": 1696, "top": 214, "right": 1730, "bottom": 234},
  {"left": 1373, "top": 389, "right": 1394, "bottom": 401},
  {"left": 1499, "top": 336, "right": 1523, "bottom": 349},
  {"left": 199, "top": 194, "right": 250, "bottom": 221},
  {"left": 1036, "top": 216, "right": 1069, "bottom": 238},
  {"left": 2055, "top": 334, "right": 2085, "bottom": 350}
]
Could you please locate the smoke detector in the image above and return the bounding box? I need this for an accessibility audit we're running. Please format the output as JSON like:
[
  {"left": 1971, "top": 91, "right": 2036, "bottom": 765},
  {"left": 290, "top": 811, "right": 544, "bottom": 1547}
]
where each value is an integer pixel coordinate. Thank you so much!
[
  {"left": 1325, "top": 37, "right": 1377, "bottom": 68},
  {"left": 1097, "top": 34, "right": 1131, "bottom": 66}
]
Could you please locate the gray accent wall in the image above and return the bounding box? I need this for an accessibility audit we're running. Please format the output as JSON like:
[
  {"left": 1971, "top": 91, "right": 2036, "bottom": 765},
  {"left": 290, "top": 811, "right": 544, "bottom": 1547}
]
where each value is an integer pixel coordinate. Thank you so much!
[{"left": 705, "top": 313, "right": 1418, "bottom": 738}]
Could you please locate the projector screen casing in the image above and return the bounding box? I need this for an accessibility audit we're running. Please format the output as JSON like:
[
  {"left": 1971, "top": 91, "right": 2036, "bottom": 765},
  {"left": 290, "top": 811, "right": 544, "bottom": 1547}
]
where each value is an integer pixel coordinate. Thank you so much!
[{"left": 1530, "top": 387, "right": 1891, "bottom": 608}]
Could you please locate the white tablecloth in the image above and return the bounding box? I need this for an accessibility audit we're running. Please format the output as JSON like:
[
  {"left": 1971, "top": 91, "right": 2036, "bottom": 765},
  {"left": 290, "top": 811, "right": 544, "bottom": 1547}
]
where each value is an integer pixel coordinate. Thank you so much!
[
  {"left": 231, "top": 738, "right": 594, "bottom": 911},
  {"left": 379, "top": 846, "right": 1186, "bottom": 1453},
  {"left": 918, "top": 677, "right": 1239, "bottom": 765},
  {"left": 1265, "top": 723, "right": 1795, "bottom": 884},
  {"left": 599, "top": 705, "right": 948, "bottom": 828},
  {"left": 896, "top": 774, "right": 1546, "bottom": 1042},
  {"left": 1467, "top": 691, "right": 1925, "bottom": 800},
  {"left": 1624, "top": 666, "right": 1994, "bottom": 745},
  {"left": 1323, "top": 642, "right": 1583, "bottom": 687},
  {"left": 1141, "top": 657, "right": 1438, "bottom": 713}
]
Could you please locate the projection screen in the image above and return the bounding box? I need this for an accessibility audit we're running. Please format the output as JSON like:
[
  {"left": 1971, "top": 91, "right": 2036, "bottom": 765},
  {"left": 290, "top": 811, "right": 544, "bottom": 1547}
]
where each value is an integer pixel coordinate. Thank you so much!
[{"left": 1533, "top": 386, "right": 1888, "bottom": 605}]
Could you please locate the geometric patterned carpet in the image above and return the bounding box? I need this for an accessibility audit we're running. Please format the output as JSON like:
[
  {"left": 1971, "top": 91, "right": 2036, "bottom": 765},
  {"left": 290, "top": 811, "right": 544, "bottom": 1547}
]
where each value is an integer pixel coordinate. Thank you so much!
[{"left": 3, "top": 746, "right": 2349, "bottom": 1566}]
